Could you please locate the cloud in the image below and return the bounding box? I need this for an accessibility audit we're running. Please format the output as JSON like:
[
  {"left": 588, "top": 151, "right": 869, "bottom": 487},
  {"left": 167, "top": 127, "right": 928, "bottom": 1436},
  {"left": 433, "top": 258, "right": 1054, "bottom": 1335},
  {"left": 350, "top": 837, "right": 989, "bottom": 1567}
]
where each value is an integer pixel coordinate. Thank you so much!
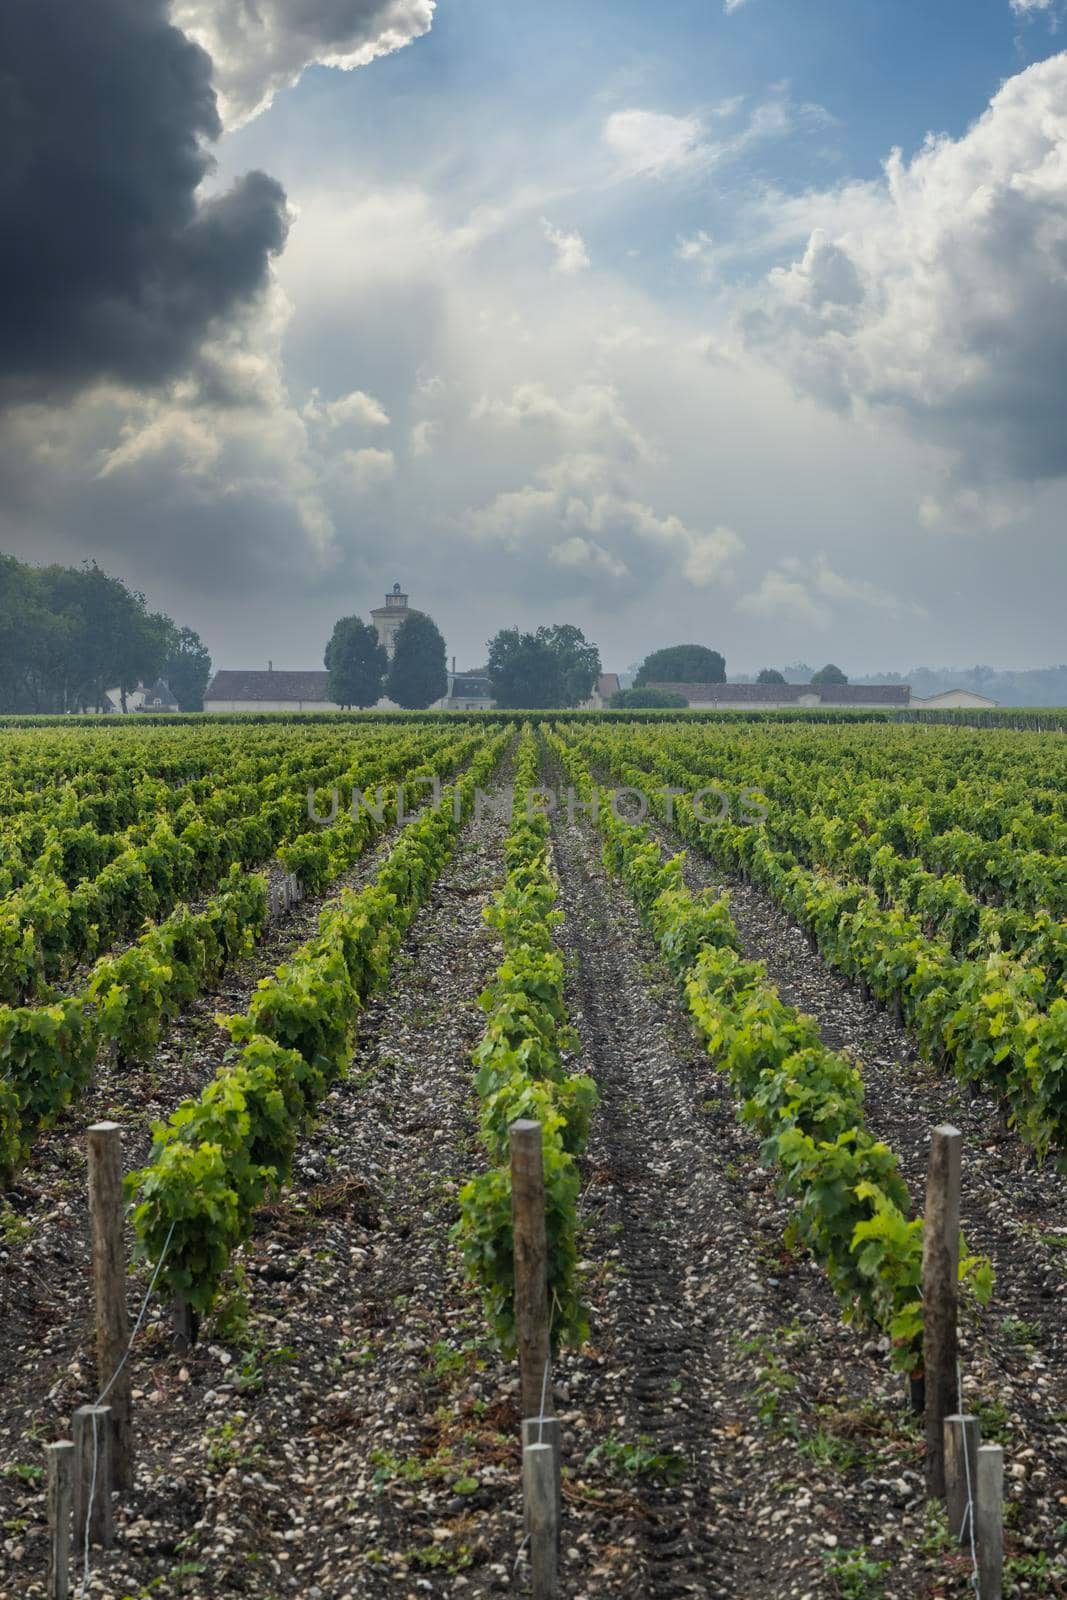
[
  {"left": 1010, "top": 0, "right": 1054, "bottom": 11},
  {"left": 344, "top": 445, "right": 396, "bottom": 490},
  {"left": 410, "top": 420, "right": 440, "bottom": 457},
  {"left": 604, "top": 95, "right": 825, "bottom": 186},
  {"left": 676, "top": 230, "right": 718, "bottom": 280},
  {"left": 0, "top": 281, "right": 343, "bottom": 607},
  {"left": 466, "top": 453, "right": 743, "bottom": 593},
  {"left": 541, "top": 219, "right": 591, "bottom": 274},
  {"left": 549, "top": 536, "right": 629, "bottom": 580},
  {"left": 0, "top": 0, "right": 288, "bottom": 407},
  {"left": 471, "top": 381, "right": 652, "bottom": 462},
  {"left": 746, "top": 53, "right": 1067, "bottom": 489},
  {"left": 739, "top": 556, "right": 925, "bottom": 630},
  {"left": 604, "top": 110, "right": 711, "bottom": 179},
  {"left": 171, "top": 0, "right": 436, "bottom": 126},
  {"left": 724, "top": 0, "right": 755, "bottom": 11},
  {"left": 739, "top": 570, "right": 831, "bottom": 630},
  {"left": 304, "top": 389, "right": 391, "bottom": 428}
]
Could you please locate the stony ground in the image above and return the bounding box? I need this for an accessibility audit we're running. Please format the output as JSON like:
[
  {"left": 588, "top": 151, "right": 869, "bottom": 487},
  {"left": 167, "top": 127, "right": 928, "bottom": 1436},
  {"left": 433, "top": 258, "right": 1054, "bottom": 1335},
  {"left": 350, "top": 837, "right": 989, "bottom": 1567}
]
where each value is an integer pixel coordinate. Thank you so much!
[{"left": 0, "top": 755, "right": 1064, "bottom": 1600}]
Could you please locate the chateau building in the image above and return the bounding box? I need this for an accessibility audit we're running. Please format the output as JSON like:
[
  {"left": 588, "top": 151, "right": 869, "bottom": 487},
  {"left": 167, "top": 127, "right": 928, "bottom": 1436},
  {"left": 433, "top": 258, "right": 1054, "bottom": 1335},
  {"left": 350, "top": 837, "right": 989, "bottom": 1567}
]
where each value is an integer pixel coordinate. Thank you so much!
[{"left": 204, "top": 585, "right": 497, "bottom": 712}]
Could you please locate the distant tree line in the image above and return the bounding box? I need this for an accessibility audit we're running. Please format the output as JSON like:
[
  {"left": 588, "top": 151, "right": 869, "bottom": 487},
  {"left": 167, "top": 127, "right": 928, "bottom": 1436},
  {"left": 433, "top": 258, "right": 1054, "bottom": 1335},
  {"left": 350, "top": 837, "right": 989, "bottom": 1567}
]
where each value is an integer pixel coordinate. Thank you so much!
[{"left": 0, "top": 553, "right": 212, "bottom": 712}]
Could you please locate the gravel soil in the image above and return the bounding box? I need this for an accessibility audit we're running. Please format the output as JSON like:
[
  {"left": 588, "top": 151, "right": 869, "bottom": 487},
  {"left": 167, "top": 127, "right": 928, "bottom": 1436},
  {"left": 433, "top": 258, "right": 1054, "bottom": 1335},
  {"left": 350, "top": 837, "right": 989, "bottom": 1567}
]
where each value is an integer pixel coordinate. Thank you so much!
[{"left": 637, "top": 807, "right": 1067, "bottom": 1590}]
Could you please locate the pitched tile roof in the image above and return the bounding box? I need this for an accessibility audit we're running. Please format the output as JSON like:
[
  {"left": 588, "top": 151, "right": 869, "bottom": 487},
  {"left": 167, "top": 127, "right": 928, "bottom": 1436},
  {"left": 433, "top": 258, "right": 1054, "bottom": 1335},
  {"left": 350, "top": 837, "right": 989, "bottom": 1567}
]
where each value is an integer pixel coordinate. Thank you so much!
[
  {"left": 205, "top": 670, "right": 333, "bottom": 702},
  {"left": 645, "top": 681, "right": 910, "bottom": 706},
  {"left": 450, "top": 675, "right": 493, "bottom": 697}
]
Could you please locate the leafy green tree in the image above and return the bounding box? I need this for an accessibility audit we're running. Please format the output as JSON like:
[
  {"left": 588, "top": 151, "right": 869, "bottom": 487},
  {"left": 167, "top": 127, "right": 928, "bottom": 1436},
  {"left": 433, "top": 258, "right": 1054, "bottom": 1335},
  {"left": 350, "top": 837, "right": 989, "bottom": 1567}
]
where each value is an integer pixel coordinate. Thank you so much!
[
  {"left": 0, "top": 552, "right": 208, "bottom": 712},
  {"left": 757, "top": 668, "right": 787, "bottom": 685},
  {"left": 487, "top": 623, "right": 600, "bottom": 709},
  {"left": 635, "top": 644, "right": 726, "bottom": 685},
  {"left": 610, "top": 687, "right": 688, "bottom": 709},
  {"left": 387, "top": 610, "right": 448, "bottom": 709},
  {"left": 486, "top": 630, "right": 562, "bottom": 709},
  {"left": 811, "top": 663, "right": 848, "bottom": 686},
  {"left": 325, "top": 615, "right": 387, "bottom": 709},
  {"left": 163, "top": 625, "right": 213, "bottom": 711},
  {"left": 535, "top": 623, "right": 601, "bottom": 706},
  {"left": 115, "top": 608, "right": 173, "bottom": 712}
]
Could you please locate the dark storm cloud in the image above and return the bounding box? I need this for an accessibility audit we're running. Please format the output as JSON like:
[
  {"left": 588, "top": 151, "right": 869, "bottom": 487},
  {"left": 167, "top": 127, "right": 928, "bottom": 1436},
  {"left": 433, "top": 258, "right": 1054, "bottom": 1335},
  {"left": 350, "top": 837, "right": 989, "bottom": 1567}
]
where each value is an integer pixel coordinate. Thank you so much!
[{"left": 0, "top": 0, "right": 289, "bottom": 402}]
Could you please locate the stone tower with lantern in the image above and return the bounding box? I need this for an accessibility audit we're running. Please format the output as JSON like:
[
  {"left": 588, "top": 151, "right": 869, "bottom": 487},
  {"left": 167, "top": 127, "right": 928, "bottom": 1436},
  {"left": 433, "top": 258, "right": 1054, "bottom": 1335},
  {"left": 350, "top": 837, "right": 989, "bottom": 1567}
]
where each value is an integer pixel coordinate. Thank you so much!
[{"left": 370, "top": 582, "right": 411, "bottom": 659}]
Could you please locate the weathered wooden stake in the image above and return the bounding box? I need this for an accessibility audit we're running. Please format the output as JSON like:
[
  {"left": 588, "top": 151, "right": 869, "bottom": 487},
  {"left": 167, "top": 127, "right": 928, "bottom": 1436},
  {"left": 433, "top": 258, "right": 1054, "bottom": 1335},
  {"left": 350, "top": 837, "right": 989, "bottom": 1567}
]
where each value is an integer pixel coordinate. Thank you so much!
[
  {"left": 923, "top": 1124, "right": 962, "bottom": 1498},
  {"left": 976, "top": 1444, "right": 1004, "bottom": 1600},
  {"left": 522, "top": 1417, "right": 561, "bottom": 1541},
  {"left": 72, "top": 1404, "right": 113, "bottom": 1551},
  {"left": 46, "top": 1440, "right": 74, "bottom": 1600},
  {"left": 523, "top": 1441, "right": 559, "bottom": 1599},
  {"left": 510, "top": 1119, "right": 553, "bottom": 1423},
  {"left": 87, "top": 1122, "right": 132, "bottom": 1489},
  {"left": 944, "top": 1413, "right": 980, "bottom": 1542}
]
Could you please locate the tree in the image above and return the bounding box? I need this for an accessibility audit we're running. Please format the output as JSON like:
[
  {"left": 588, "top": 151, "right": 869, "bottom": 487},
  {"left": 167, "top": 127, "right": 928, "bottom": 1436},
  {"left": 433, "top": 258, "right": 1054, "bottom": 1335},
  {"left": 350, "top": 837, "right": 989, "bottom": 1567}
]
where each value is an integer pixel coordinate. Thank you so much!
[
  {"left": 757, "top": 668, "right": 787, "bottom": 685},
  {"left": 387, "top": 610, "right": 448, "bottom": 710},
  {"left": 487, "top": 629, "right": 562, "bottom": 709},
  {"left": 610, "top": 687, "right": 688, "bottom": 709},
  {"left": 325, "top": 615, "right": 387, "bottom": 709},
  {"left": 0, "top": 552, "right": 208, "bottom": 713},
  {"left": 115, "top": 607, "right": 172, "bottom": 712},
  {"left": 486, "top": 622, "right": 601, "bottom": 709},
  {"left": 635, "top": 644, "right": 726, "bottom": 685},
  {"left": 163, "top": 625, "right": 213, "bottom": 711},
  {"left": 535, "top": 623, "right": 600, "bottom": 706},
  {"left": 811, "top": 663, "right": 848, "bottom": 686}
]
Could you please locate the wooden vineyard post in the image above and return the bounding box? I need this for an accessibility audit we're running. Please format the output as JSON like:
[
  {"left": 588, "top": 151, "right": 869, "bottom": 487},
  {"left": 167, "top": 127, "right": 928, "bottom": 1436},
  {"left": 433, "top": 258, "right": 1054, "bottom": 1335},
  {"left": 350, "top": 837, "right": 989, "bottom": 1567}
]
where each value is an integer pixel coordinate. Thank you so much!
[
  {"left": 509, "top": 1119, "right": 553, "bottom": 1423},
  {"left": 45, "top": 1440, "right": 74, "bottom": 1600},
  {"left": 87, "top": 1122, "right": 133, "bottom": 1489},
  {"left": 923, "top": 1124, "right": 961, "bottom": 1498},
  {"left": 72, "top": 1404, "right": 113, "bottom": 1550},
  {"left": 522, "top": 1416, "right": 561, "bottom": 1540},
  {"left": 523, "top": 1441, "right": 559, "bottom": 1599},
  {"left": 944, "top": 1413, "right": 980, "bottom": 1541},
  {"left": 976, "top": 1444, "right": 1004, "bottom": 1599}
]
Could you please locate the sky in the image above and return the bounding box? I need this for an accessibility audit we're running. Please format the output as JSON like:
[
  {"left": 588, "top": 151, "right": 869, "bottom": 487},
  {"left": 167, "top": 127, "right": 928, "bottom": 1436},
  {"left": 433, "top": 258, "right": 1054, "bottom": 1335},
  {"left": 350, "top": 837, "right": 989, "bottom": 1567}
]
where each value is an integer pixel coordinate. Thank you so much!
[{"left": 2, "top": 0, "right": 1066, "bottom": 678}]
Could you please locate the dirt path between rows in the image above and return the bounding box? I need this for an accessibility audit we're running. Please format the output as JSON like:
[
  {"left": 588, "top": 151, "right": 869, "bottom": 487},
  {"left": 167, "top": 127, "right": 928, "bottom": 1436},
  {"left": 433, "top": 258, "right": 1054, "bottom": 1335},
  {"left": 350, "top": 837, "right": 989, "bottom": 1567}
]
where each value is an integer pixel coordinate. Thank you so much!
[{"left": 546, "top": 799, "right": 968, "bottom": 1600}]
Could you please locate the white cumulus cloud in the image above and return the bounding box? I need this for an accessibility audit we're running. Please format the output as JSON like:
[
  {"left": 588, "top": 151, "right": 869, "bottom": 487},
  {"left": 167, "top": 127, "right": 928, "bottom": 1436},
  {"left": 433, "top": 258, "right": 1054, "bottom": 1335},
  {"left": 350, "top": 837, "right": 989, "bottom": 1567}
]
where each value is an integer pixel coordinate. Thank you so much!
[
  {"left": 541, "top": 218, "right": 591, "bottom": 274},
  {"left": 604, "top": 109, "right": 711, "bottom": 179},
  {"left": 344, "top": 445, "right": 396, "bottom": 491},
  {"left": 171, "top": 0, "right": 435, "bottom": 125},
  {"left": 304, "top": 388, "right": 390, "bottom": 429},
  {"left": 746, "top": 53, "right": 1067, "bottom": 490},
  {"left": 739, "top": 556, "right": 924, "bottom": 630}
]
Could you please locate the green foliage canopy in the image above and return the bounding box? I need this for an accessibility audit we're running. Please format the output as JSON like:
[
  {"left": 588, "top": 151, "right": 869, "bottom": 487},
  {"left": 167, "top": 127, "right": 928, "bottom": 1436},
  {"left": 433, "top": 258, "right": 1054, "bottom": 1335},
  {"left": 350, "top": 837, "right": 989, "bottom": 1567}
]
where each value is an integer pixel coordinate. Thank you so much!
[
  {"left": 0, "top": 553, "right": 209, "bottom": 713},
  {"left": 387, "top": 610, "right": 448, "bottom": 709},
  {"left": 487, "top": 623, "right": 600, "bottom": 709},
  {"left": 324, "top": 615, "right": 387, "bottom": 709},
  {"left": 635, "top": 644, "right": 726, "bottom": 686},
  {"left": 610, "top": 687, "right": 688, "bottom": 709}
]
